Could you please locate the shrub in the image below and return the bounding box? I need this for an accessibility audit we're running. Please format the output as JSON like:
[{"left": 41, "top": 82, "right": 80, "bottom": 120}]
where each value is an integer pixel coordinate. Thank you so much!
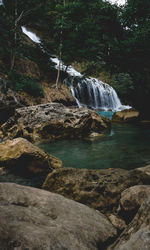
[{"left": 7, "top": 71, "right": 44, "bottom": 97}]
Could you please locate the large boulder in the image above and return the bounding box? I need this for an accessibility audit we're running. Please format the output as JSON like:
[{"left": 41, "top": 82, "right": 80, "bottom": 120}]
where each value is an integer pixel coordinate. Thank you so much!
[
  {"left": 0, "top": 183, "right": 117, "bottom": 250},
  {"left": 120, "top": 185, "right": 150, "bottom": 213},
  {"left": 0, "top": 137, "right": 62, "bottom": 177},
  {"left": 109, "top": 198, "right": 150, "bottom": 250},
  {"left": 0, "top": 103, "right": 111, "bottom": 142},
  {"left": 112, "top": 108, "right": 140, "bottom": 123},
  {"left": 42, "top": 167, "right": 150, "bottom": 213}
]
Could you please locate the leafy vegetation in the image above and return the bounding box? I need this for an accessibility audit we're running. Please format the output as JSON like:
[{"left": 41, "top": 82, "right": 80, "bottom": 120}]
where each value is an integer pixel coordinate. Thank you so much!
[
  {"left": 0, "top": 0, "right": 150, "bottom": 117},
  {"left": 6, "top": 71, "right": 44, "bottom": 97}
]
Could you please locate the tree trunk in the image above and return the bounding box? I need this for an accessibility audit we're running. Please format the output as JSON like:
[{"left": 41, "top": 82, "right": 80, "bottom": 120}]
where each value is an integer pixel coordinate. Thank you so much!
[
  {"left": 10, "top": 0, "right": 17, "bottom": 71},
  {"left": 55, "top": 0, "right": 66, "bottom": 88},
  {"left": 55, "top": 60, "right": 61, "bottom": 89}
]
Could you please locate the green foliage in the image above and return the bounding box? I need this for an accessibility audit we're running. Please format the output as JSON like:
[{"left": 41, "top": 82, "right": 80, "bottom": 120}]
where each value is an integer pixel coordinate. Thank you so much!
[
  {"left": 0, "top": 0, "right": 150, "bottom": 117},
  {"left": 21, "top": 42, "right": 57, "bottom": 81},
  {"left": 110, "top": 73, "right": 134, "bottom": 104},
  {"left": 52, "top": 0, "right": 122, "bottom": 66},
  {"left": 7, "top": 71, "right": 44, "bottom": 97}
]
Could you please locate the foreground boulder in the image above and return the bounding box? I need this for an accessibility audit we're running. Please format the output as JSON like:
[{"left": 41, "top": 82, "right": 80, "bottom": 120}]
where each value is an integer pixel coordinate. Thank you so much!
[
  {"left": 0, "top": 103, "right": 110, "bottom": 142},
  {"left": 0, "top": 137, "right": 62, "bottom": 177},
  {"left": 0, "top": 183, "right": 117, "bottom": 250},
  {"left": 112, "top": 108, "right": 140, "bottom": 123},
  {"left": 109, "top": 198, "right": 150, "bottom": 250},
  {"left": 42, "top": 167, "right": 150, "bottom": 213}
]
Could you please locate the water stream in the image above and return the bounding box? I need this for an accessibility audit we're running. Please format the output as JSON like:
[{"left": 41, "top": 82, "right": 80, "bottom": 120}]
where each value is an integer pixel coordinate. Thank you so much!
[{"left": 22, "top": 26, "right": 130, "bottom": 111}]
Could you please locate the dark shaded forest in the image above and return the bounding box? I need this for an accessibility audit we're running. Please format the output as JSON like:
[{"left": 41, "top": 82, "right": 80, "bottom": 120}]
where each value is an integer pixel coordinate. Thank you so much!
[{"left": 0, "top": 0, "right": 150, "bottom": 118}]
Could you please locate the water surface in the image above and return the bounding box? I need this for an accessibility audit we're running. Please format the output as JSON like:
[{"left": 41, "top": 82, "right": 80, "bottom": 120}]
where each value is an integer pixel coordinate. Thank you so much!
[{"left": 38, "top": 123, "right": 150, "bottom": 170}]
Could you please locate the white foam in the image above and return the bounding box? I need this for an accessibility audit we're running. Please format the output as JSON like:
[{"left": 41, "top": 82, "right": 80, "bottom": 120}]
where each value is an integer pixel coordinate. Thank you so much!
[{"left": 22, "top": 26, "right": 41, "bottom": 44}]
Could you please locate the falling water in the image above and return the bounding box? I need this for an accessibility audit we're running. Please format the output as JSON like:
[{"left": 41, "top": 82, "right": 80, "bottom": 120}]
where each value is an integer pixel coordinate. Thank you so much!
[
  {"left": 22, "top": 26, "right": 131, "bottom": 111},
  {"left": 64, "top": 76, "right": 129, "bottom": 111}
]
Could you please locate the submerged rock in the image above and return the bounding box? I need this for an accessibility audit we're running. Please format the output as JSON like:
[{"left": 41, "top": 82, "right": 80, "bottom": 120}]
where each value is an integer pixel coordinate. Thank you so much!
[
  {"left": 0, "top": 103, "right": 110, "bottom": 142},
  {"left": 0, "top": 183, "right": 117, "bottom": 250},
  {"left": 0, "top": 137, "right": 62, "bottom": 177},
  {"left": 109, "top": 197, "right": 150, "bottom": 250},
  {"left": 112, "top": 108, "right": 140, "bottom": 123},
  {"left": 42, "top": 167, "right": 150, "bottom": 214}
]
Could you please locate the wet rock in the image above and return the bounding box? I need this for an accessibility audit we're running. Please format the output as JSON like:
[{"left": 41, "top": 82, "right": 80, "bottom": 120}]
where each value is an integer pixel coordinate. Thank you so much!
[
  {"left": 0, "top": 103, "right": 111, "bottom": 142},
  {"left": 0, "top": 137, "right": 62, "bottom": 177},
  {"left": 0, "top": 183, "right": 117, "bottom": 250},
  {"left": 120, "top": 185, "right": 150, "bottom": 212},
  {"left": 109, "top": 198, "right": 150, "bottom": 250},
  {"left": 42, "top": 167, "right": 150, "bottom": 214},
  {"left": 112, "top": 108, "right": 140, "bottom": 123}
]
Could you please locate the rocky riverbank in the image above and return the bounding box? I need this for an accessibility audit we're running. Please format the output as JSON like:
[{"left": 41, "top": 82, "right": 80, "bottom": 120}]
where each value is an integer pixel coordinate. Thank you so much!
[
  {"left": 0, "top": 135, "right": 150, "bottom": 249},
  {"left": 0, "top": 103, "right": 149, "bottom": 250}
]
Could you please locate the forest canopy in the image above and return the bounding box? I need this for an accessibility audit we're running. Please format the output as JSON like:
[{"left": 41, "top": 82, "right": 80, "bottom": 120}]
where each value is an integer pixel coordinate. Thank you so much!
[{"left": 0, "top": 0, "right": 150, "bottom": 117}]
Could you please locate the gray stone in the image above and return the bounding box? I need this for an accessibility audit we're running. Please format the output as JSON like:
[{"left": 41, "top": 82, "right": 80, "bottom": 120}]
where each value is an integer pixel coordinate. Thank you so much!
[
  {"left": 0, "top": 183, "right": 117, "bottom": 250},
  {"left": 109, "top": 198, "right": 150, "bottom": 250},
  {"left": 0, "top": 103, "right": 110, "bottom": 142},
  {"left": 42, "top": 167, "right": 150, "bottom": 213}
]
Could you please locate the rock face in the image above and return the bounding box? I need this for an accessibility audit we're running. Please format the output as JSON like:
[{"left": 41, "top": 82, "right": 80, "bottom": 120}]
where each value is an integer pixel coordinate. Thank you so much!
[
  {"left": 112, "top": 108, "right": 140, "bottom": 123},
  {"left": 109, "top": 198, "right": 150, "bottom": 250},
  {"left": 120, "top": 185, "right": 150, "bottom": 212},
  {"left": 16, "top": 57, "right": 41, "bottom": 79},
  {"left": 0, "top": 103, "right": 111, "bottom": 142},
  {"left": 42, "top": 82, "right": 76, "bottom": 106},
  {"left": 42, "top": 167, "right": 150, "bottom": 213},
  {"left": 0, "top": 137, "right": 62, "bottom": 177},
  {"left": 0, "top": 82, "right": 22, "bottom": 124},
  {"left": 0, "top": 183, "right": 117, "bottom": 250}
]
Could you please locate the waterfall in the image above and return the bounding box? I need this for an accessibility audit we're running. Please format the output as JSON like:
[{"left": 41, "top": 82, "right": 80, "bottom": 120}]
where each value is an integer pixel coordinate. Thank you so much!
[
  {"left": 22, "top": 26, "right": 131, "bottom": 111},
  {"left": 63, "top": 76, "right": 129, "bottom": 111}
]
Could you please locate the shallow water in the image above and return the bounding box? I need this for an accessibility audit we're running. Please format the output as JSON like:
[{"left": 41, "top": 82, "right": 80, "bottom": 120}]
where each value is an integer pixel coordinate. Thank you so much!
[{"left": 38, "top": 122, "right": 150, "bottom": 170}]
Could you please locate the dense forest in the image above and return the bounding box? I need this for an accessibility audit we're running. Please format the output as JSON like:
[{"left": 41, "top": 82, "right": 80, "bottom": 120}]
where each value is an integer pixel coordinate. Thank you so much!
[{"left": 0, "top": 0, "right": 150, "bottom": 118}]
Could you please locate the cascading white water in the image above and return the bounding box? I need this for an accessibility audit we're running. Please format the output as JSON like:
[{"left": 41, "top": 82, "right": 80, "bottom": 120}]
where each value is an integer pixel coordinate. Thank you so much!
[
  {"left": 22, "top": 26, "right": 131, "bottom": 111},
  {"left": 63, "top": 76, "right": 128, "bottom": 111}
]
